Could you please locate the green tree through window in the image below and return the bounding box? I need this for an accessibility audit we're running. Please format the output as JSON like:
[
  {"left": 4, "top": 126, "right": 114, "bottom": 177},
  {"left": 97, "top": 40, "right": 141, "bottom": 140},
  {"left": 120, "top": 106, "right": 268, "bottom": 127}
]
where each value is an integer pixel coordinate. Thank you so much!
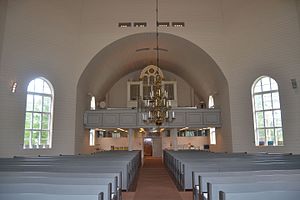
[
  {"left": 24, "top": 78, "right": 53, "bottom": 149},
  {"left": 252, "top": 76, "right": 283, "bottom": 146}
]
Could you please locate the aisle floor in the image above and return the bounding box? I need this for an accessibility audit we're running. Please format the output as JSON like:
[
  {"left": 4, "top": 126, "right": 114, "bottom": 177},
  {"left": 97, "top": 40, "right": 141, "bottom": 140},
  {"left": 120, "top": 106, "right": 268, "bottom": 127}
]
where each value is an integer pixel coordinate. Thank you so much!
[{"left": 123, "top": 157, "right": 192, "bottom": 200}]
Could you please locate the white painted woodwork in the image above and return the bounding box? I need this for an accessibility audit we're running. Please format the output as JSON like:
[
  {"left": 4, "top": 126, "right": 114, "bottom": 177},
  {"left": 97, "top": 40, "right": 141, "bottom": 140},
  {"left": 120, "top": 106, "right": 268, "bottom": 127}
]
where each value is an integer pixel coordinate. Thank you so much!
[{"left": 84, "top": 108, "right": 221, "bottom": 129}]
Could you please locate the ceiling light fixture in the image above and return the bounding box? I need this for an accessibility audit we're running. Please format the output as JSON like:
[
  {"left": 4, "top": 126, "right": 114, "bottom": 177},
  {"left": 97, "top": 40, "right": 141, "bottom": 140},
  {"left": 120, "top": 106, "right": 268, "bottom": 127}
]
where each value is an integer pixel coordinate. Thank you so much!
[{"left": 142, "top": 0, "right": 175, "bottom": 126}]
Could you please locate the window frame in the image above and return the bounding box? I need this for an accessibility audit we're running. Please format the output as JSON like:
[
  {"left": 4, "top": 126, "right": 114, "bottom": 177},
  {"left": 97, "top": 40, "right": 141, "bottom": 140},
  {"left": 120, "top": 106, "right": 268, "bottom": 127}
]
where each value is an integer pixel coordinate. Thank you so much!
[
  {"left": 89, "top": 129, "right": 95, "bottom": 146},
  {"left": 208, "top": 95, "right": 217, "bottom": 145},
  {"left": 251, "top": 76, "right": 284, "bottom": 147},
  {"left": 24, "top": 77, "right": 54, "bottom": 149},
  {"left": 90, "top": 96, "right": 96, "bottom": 110}
]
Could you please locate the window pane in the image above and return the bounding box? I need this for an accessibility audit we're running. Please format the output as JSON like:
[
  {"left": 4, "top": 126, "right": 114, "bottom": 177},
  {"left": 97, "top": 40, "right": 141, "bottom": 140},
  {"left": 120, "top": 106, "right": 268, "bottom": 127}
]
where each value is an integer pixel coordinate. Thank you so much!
[
  {"left": 143, "top": 85, "right": 150, "bottom": 100},
  {"left": 24, "top": 78, "right": 53, "bottom": 149},
  {"left": 42, "top": 114, "right": 49, "bottom": 130},
  {"left": 257, "top": 129, "right": 265, "bottom": 145},
  {"left": 272, "top": 92, "right": 280, "bottom": 109},
  {"left": 254, "top": 80, "right": 262, "bottom": 93},
  {"left": 252, "top": 77, "right": 283, "bottom": 147},
  {"left": 143, "top": 76, "right": 148, "bottom": 85},
  {"left": 164, "top": 84, "right": 174, "bottom": 100},
  {"left": 256, "top": 112, "right": 264, "bottom": 128},
  {"left": 149, "top": 76, "right": 154, "bottom": 85},
  {"left": 90, "top": 96, "right": 96, "bottom": 110},
  {"left": 89, "top": 129, "right": 95, "bottom": 146},
  {"left": 273, "top": 110, "right": 282, "bottom": 127},
  {"left": 130, "top": 85, "right": 140, "bottom": 100},
  {"left": 270, "top": 78, "right": 278, "bottom": 90},
  {"left": 27, "top": 81, "right": 35, "bottom": 92},
  {"left": 264, "top": 111, "right": 274, "bottom": 127},
  {"left": 263, "top": 93, "right": 272, "bottom": 110},
  {"left": 266, "top": 129, "right": 275, "bottom": 145},
  {"left": 262, "top": 77, "right": 271, "bottom": 92},
  {"left": 208, "top": 95, "right": 214, "bottom": 108},
  {"left": 112, "top": 132, "right": 120, "bottom": 138},
  {"left": 25, "top": 112, "right": 32, "bottom": 129},
  {"left": 275, "top": 128, "right": 283, "bottom": 145},
  {"left": 254, "top": 95, "right": 263, "bottom": 111},
  {"left": 26, "top": 94, "right": 34, "bottom": 111},
  {"left": 32, "top": 131, "right": 40, "bottom": 145},
  {"left": 24, "top": 130, "right": 31, "bottom": 146},
  {"left": 33, "top": 95, "right": 42, "bottom": 112},
  {"left": 34, "top": 78, "right": 43, "bottom": 93},
  {"left": 43, "top": 97, "right": 51, "bottom": 112},
  {"left": 41, "top": 131, "right": 49, "bottom": 145},
  {"left": 43, "top": 82, "right": 51, "bottom": 94},
  {"left": 33, "top": 113, "right": 41, "bottom": 129},
  {"left": 210, "top": 128, "right": 216, "bottom": 145}
]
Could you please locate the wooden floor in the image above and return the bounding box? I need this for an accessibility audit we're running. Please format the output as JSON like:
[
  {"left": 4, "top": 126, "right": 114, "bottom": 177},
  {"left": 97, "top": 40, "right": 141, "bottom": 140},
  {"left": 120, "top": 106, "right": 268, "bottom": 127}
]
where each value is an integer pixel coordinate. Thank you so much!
[{"left": 123, "top": 156, "right": 192, "bottom": 200}]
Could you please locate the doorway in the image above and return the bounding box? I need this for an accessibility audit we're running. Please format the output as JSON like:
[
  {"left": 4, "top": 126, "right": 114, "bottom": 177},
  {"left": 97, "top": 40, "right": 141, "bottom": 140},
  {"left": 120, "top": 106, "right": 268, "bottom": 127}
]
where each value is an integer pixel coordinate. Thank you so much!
[{"left": 143, "top": 138, "right": 153, "bottom": 156}]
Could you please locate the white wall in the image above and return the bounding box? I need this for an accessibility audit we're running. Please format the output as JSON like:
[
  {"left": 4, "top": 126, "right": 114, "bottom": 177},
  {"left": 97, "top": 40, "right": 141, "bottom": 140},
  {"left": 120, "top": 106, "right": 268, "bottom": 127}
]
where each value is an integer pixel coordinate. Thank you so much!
[
  {"left": 107, "top": 70, "right": 201, "bottom": 108},
  {"left": 177, "top": 136, "right": 209, "bottom": 150},
  {"left": 94, "top": 135, "right": 143, "bottom": 152},
  {"left": 296, "top": 0, "right": 300, "bottom": 29},
  {"left": 222, "top": 0, "right": 300, "bottom": 153},
  {"left": 0, "top": 0, "right": 83, "bottom": 157},
  {"left": 0, "top": 0, "right": 7, "bottom": 67},
  {"left": 95, "top": 138, "right": 128, "bottom": 151},
  {"left": 107, "top": 71, "right": 139, "bottom": 108},
  {"left": 162, "top": 135, "right": 209, "bottom": 150}
]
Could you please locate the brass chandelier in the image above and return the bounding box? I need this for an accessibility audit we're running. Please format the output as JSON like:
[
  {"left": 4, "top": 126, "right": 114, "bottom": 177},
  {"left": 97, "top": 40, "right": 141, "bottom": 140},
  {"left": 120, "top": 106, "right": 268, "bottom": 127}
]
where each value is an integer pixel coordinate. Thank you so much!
[
  {"left": 142, "top": 0, "right": 175, "bottom": 126},
  {"left": 143, "top": 74, "right": 175, "bottom": 126}
]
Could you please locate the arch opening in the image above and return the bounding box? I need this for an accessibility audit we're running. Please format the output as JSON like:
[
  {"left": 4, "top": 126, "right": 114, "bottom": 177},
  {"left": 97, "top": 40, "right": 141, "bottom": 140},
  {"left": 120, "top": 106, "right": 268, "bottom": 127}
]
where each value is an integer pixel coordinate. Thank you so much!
[{"left": 76, "top": 32, "right": 232, "bottom": 153}]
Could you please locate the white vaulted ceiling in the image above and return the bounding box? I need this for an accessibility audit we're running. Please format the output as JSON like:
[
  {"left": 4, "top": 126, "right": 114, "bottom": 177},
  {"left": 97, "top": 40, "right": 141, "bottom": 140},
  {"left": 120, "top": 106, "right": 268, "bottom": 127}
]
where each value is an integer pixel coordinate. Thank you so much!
[{"left": 78, "top": 32, "right": 227, "bottom": 101}]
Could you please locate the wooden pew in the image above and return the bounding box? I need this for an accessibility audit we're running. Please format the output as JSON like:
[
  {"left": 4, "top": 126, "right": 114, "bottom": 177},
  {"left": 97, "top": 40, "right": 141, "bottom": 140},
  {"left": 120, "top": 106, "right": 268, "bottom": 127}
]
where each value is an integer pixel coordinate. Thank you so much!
[
  {"left": 192, "top": 169, "right": 300, "bottom": 199},
  {"left": 0, "top": 175, "right": 118, "bottom": 200},
  {"left": 0, "top": 183, "right": 111, "bottom": 200},
  {"left": 0, "top": 151, "right": 141, "bottom": 191},
  {"left": 219, "top": 190, "right": 300, "bottom": 200},
  {"left": 164, "top": 150, "right": 300, "bottom": 190},
  {"left": 202, "top": 174, "right": 300, "bottom": 199},
  {"left": 0, "top": 164, "right": 129, "bottom": 190},
  {"left": 0, "top": 151, "right": 142, "bottom": 200},
  {"left": 0, "top": 192, "right": 104, "bottom": 200},
  {"left": 207, "top": 180, "right": 300, "bottom": 200}
]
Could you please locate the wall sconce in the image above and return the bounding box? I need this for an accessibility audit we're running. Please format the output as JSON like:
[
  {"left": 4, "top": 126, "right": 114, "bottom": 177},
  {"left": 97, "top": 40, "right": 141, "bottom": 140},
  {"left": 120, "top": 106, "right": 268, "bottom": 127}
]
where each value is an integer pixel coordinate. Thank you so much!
[{"left": 11, "top": 82, "right": 17, "bottom": 93}]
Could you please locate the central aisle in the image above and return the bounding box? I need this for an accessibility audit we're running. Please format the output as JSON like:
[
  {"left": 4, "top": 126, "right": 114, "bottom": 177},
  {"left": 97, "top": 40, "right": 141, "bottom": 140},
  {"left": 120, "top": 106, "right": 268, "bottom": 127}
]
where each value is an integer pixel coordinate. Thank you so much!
[{"left": 132, "top": 157, "right": 183, "bottom": 200}]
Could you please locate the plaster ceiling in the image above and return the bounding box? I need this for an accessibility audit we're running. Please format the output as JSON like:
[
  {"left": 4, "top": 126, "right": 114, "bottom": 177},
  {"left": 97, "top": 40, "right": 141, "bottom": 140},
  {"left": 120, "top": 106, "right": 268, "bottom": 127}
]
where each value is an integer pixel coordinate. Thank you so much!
[{"left": 78, "top": 32, "right": 227, "bottom": 101}]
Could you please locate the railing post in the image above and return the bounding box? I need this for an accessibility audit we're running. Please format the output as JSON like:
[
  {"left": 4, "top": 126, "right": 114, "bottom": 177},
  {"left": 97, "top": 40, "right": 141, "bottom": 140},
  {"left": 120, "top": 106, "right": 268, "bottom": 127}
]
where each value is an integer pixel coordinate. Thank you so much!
[
  {"left": 219, "top": 191, "right": 225, "bottom": 200},
  {"left": 108, "top": 183, "right": 113, "bottom": 200},
  {"left": 98, "top": 192, "right": 104, "bottom": 200},
  {"left": 207, "top": 182, "right": 212, "bottom": 200}
]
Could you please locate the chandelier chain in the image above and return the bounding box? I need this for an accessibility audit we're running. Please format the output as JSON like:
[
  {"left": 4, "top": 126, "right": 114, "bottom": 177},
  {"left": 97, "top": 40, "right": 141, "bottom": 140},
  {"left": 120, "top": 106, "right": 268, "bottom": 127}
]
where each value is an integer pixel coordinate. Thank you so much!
[
  {"left": 141, "top": 0, "right": 175, "bottom": 126},
  {"left": 156, "top": 0, "right": 159, "bottom": 67}
]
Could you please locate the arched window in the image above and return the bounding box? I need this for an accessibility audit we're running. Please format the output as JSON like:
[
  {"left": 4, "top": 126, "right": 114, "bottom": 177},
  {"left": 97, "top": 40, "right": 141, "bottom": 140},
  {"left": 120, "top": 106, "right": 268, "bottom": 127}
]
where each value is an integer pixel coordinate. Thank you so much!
[
  {"left": 208, "top": 95, "right": 216, "bottom": 144},
  {"left": 89, "top": 129, "right": 95, "bottom": 146},
  {"left": 90, "top": 96, "right": 96, "bottom": 110},
  {"left": 208, "top": 95, "right": 214, "bottom": 108},
  {"left": 24, "top": 78, "right": 54, "bottom": 149},
  {"left": 252, "top": 76, "right": 283, "bottom": 146}
]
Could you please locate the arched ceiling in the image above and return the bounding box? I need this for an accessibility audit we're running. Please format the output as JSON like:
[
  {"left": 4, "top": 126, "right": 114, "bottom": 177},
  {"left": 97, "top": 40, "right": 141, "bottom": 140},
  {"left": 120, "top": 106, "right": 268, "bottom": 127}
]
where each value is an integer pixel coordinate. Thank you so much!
[{"left": 78, "top": 32, "right": 227, "bottom": 101}]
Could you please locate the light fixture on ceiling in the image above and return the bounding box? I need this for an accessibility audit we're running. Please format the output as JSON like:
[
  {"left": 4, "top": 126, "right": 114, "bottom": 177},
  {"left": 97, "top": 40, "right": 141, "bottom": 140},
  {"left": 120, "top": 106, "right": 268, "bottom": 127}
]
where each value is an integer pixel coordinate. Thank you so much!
[{"left": 142, "top": 0, "right": 175, "bottom": 126}]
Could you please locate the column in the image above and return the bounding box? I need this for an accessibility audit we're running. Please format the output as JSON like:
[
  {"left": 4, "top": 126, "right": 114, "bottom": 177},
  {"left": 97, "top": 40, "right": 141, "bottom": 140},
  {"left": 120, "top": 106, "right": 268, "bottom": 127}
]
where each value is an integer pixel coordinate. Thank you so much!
[
  {"left": 170, "top": 128, "right": 178, "bottom": 151},
  {"left": 128, "top": 128, "right": 134, "bottom": 151}
]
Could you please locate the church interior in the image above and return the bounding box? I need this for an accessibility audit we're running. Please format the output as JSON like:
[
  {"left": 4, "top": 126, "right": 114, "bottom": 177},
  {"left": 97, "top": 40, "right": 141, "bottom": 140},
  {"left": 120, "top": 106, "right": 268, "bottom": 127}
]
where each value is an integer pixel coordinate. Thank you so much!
[{"left": 0, "top": 0, "right": 300, "bottom": 199}]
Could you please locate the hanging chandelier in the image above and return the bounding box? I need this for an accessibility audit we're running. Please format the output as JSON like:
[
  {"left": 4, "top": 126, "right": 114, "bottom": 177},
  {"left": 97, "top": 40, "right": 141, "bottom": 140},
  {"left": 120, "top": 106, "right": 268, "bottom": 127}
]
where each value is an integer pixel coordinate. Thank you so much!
[
  {"left": 142, "top": 0, "right": 175, "bottom": 126},
  {"left": 142, "top": 74, "right": 175, "bottom": 126}
]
